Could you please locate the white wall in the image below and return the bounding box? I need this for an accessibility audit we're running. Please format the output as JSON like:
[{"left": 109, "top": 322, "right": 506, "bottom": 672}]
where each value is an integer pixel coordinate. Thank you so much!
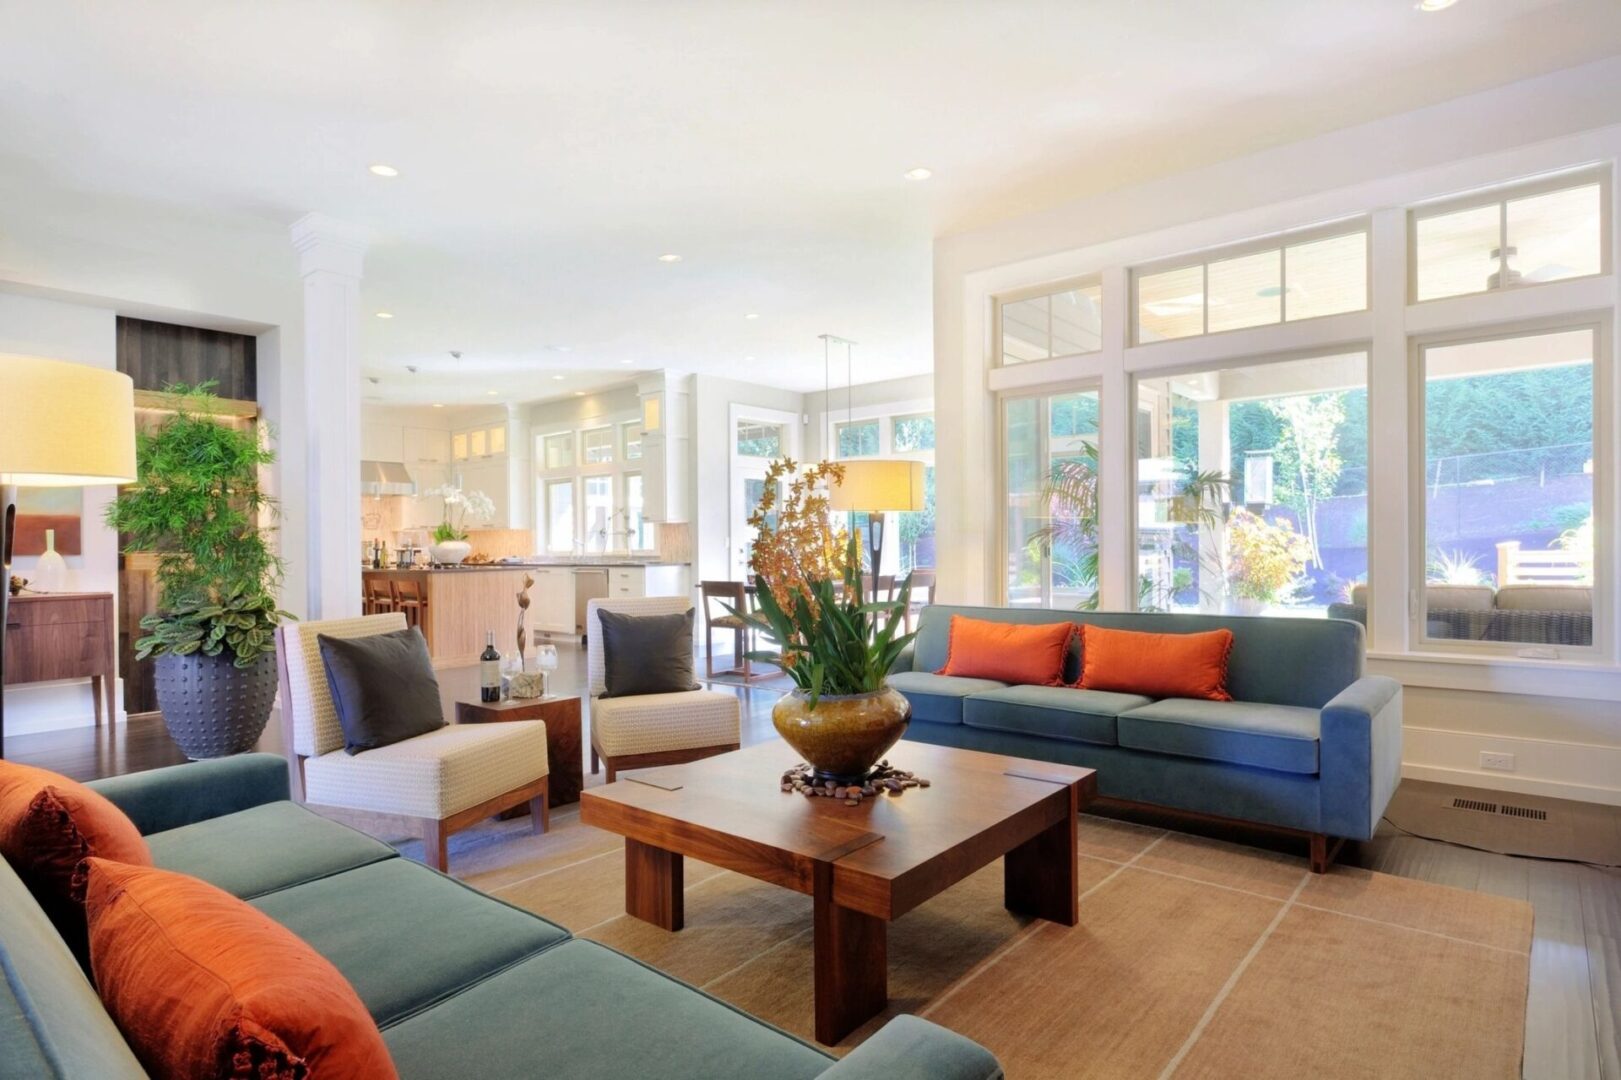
[
  {"left": 691, "top": 375, "right": 806, "bottom": 583},
  {"left": 932, "top": 57, "right": 1621, "bottom": 803},
  {"left": 0, "top": 294, "right": 120, "bottom": 734}
]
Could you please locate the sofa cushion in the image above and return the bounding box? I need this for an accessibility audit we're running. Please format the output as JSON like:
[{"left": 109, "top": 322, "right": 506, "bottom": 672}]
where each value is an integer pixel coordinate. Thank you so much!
[
  {"left": 888, "top": 671, "right": 1008, "bottom": 725},
  {"left": 251, "top": 858, "right": 569, "bottom": 1028},
  {"left": 146, "top": 800, "right": 396, "bottom": 900},
  {"left": 383, "top": 939, "right": 831, "bottom": 1080},
  {"left": 937, "top": 614, "right": 1073, "bottom": 686},
  {"left": 963, "top": 685, "right": 1149, "bottom": 746},
  {"left": 0, "top": 857, "right": 147, "bottom": 1080},
  {"left": 1078, "top": 625, "right": 1234, "bottom": 701},
  {"left": 1118, "top": 698, "right": 1320, "bottom": 775},
  {"left": 83, "top": 858, "right": 399, "bottom": 1080}
]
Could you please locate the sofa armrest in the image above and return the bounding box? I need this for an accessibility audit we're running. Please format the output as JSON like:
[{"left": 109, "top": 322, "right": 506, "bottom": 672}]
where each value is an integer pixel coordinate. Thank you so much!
[
  {"left": 88, "top": 753, "right": 292, "bottom": 836},
  {"left": 1318, "top": 676, "right": 1402, "bottom": 842},
  {"left": 815, "top": 1016, "right": 1002, "bottom": 1080}
]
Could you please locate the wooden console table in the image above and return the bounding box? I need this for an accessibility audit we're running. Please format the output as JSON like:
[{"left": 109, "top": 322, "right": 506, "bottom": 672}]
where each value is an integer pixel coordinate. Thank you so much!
[{"left": 3, "top": 592, "right": 118, "bottom": 727}]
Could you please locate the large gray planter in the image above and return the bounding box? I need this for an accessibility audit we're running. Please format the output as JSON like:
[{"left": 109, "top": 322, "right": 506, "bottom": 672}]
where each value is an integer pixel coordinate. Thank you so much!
[{"left": 153, "top": 651, "right": 277, "bottom": 759}]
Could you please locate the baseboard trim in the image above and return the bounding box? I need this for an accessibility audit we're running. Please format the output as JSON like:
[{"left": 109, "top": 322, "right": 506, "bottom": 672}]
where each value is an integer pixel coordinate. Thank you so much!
[{"left": 1402, "top": 724, "right": 1621, "bottom": 807}]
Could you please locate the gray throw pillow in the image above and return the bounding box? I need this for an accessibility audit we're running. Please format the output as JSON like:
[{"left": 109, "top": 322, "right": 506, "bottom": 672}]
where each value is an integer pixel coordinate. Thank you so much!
[
  {"left": 317, "top": 627, "right": 446, "bottom": 754},
  {"left": 598, "top": 608, "right": 701, "bottom": 698}
]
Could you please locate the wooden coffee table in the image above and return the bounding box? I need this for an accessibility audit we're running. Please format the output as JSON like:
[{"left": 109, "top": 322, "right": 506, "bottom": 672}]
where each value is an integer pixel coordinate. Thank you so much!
[{"left": 580, "top": 740, "right": 1096, "bottom": 1044}]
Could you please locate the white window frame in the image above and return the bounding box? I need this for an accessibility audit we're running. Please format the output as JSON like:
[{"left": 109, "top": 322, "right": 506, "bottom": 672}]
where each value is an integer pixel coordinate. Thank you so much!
[
  {"left": 1407, "top": 166, "right": 1611, "bottom": 306},
  {"left": 996, "top": 381, "right": 1102, "bottom": 608},
  {"left": 1409, "top": 317, "right": 1610, "bottom": 662},
  {"left": 993, "top": 275, "right": 1104, "bottom": 368},
  {"left": 533, "top": 409, "right": 645, "bottom": 554},
  {"left": 1130, "top": 219, "right": 1372, "bottom": 346},
  {"left": 542, "top": 478, "right": 576, "bottom": 554}
]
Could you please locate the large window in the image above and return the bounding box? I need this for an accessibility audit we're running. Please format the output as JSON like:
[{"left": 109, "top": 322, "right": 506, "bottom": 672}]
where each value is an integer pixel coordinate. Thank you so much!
[
  {"left": 542, "top": 432, "right": 574, "bottom": 470},
  {"left": 836, "top": 420, "right": 880, "bottom": 458},
  {"left": 621, "top": 420, "right": 643, "bottom": 461},
  {"left": 825, "top": 408, "right": 937, "bottom": 573},
  {"left": 544, "top": 479, "right": 575, "bottom": 553},
  {"left": 1003, "top": 390, "right": 1101, "bottom": 608},
  {"left": 998, "top": 280, "right": 1103, "bottom": 365},
  {"left": 581, "top": 426, "right": 614, "bottom": 464},
  {"left": 1418, "top": 327, "right": 1596, "bottom": 649},
  {"left": 624, "top": 472, "right": 653, "bottom": 551},
  {"left": 582, "top": 476, "right": 613, "bottom": 552},
  {"left": 1412, "top": 172, "right": 1605, "bottom": 302},
  {"left": 1134, "top": 225, "right": 1368, "bottom": 344},
  {"left": 1135, "top": 352, "right": 1369, "bottom": 617},
  {"left": 736, "top": 420, "right": 785, "bottom": 458}
]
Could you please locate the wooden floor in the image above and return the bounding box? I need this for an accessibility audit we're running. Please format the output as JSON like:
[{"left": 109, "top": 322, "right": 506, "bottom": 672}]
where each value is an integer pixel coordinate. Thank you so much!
[{"left": 5, "top": 640, "right": 1618, "bottom": 1079}]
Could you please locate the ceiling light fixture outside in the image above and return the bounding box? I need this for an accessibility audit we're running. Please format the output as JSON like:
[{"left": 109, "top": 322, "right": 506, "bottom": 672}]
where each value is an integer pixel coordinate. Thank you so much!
[
  {"left": 368, "top": 164, "right": 400, "bottom": 177},
  {"left": 903, "top": 168, "right": 933, "bottom": 181},
  {"left": 658, "top": 253, "right": 683, "bottom": 263}
]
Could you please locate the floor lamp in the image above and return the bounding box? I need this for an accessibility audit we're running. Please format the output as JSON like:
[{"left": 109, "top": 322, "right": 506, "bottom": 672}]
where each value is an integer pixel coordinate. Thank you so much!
[
  {"left": 829, "top": 459, "right": 927, "bottom": 603},
  {"left": 1, "top": 358, "right": 137, "bottom": 758}
]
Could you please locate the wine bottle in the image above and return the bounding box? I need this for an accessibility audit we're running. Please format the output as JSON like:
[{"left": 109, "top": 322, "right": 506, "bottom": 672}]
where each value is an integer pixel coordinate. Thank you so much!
[{"left": 480, "top": 632, "right": 502, "bottom": 703}]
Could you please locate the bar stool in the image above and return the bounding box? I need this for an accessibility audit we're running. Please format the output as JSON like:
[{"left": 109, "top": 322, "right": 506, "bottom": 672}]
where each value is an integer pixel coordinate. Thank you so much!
[
  {"left": 390, "top": 578, "right": 428, "bottom": 634},
  {"left": 364, "top": 576, "right": 395, "bottom": 616}
]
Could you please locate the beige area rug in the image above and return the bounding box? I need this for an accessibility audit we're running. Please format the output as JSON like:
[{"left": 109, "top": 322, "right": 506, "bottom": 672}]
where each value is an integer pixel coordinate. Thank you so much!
[{"left": 413, "top": 808, "right": 1533, "bottom": 1079}]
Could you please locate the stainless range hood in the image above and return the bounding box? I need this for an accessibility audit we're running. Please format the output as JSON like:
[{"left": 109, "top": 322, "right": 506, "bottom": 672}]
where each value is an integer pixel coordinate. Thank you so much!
[{"left": 360, "top": 460, "right": 417, "bottom": 497}]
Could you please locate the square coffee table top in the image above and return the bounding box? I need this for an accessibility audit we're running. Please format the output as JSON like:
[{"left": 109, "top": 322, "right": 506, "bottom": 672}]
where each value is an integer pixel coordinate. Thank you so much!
[{"left": 580, "top": 739, "right": 1097, "bottom": 920}]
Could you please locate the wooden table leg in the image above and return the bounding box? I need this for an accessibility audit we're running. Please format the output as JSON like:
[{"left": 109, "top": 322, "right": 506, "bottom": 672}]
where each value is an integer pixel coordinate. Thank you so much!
[
  {"left": 813, "top": 861, "right": 887, "bottom": 1046},
  {"left": 625, "top": 838, "right": 683, "bottom": 931},
  {"left": 1003, "top": 788, "right": 1079, "bottom": 926}
]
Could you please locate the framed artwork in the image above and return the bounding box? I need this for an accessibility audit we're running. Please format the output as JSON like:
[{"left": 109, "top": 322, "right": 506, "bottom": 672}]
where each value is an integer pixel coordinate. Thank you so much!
[{"left": 14, "top": 488, "right": 83, "bottom": 556}]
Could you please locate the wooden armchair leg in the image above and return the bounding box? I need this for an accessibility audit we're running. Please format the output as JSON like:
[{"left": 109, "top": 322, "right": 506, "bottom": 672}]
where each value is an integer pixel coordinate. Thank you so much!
[
  {"left": 421, "top": 819, "right": 448, "bottom": 872},
  {"left": 1308, "top": 834, "right": 1345, "bottom": 874},
  {"left": 706, "top": 626, "right": 715, "bottom": 678},
  {"left": 591, "top": 744, "right": 600, "bottom": 775},
  {"left": 530, "top": 779, "right": 550, "bottom": 834}
]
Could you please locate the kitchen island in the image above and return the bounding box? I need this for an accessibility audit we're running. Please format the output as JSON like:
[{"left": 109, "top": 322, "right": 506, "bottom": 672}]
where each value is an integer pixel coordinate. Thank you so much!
[{"left": 361, "top": 562, "right": 690, "bottom": 664}]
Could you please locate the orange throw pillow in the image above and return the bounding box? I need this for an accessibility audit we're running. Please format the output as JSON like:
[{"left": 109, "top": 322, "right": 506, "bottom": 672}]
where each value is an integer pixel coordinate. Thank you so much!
[
  {"left": 1077, "top": 625, "right": 1235, "bottom": 701},
  {"left": 83, "top": 858, "right": 399, "bottom": 1080},
  {"left": 936, "top": 615, "right": 1074, "bottom": 686},
  {"left": 0, "top": 760, "right": 152, "bottom": 912}
]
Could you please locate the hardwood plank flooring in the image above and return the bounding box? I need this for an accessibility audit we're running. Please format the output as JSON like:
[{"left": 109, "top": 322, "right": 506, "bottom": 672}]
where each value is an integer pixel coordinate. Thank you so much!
[{"left": 4, "top": 639, "right": 1617, "bottom": 1077}]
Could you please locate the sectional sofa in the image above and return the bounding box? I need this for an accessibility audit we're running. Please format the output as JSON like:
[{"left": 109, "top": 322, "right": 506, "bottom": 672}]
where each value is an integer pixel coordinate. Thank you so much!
[
  {"left": 1, "top": 754, "right": 1001, "bottom": 1080},
  {"left": 889, "top": 606, "right": 1401, "bottom": 871}
]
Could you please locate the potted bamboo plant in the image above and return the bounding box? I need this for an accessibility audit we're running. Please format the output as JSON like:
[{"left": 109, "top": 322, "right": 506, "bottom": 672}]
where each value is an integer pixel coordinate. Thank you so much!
[
  {"left": 104, "top": 384, "right": 292, "bottom": 758},
  {"left": 737, "top": 460, "right": 917, "bottom": 783}
]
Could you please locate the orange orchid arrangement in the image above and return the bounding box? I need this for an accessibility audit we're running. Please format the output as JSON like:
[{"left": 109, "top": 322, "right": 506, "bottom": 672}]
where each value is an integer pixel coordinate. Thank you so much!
[{"left": 747, "top": 458, "right": 852, "bottom": 616}]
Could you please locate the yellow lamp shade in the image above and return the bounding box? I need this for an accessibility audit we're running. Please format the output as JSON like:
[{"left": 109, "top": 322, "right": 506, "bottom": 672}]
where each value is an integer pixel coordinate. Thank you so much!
[
  {"left": 0, "top": 357, "right": 137, "bottom": 486},
  {"left": 829, "top": 459, "right": 926, "bottom": 513}
]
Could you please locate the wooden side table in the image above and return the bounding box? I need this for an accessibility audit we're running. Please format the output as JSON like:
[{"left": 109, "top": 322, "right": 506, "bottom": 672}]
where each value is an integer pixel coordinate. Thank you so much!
[
  {"left": 456, "top": 696, "right": 583, "bottom": 807},
  {"left": 4, "top": 592, "right": 118, "bottom": 729}
]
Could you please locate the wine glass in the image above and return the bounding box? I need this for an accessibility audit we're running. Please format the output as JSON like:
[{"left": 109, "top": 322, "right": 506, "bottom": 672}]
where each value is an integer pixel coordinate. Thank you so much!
[{"left": 536, "top": 644, "right": 559, "bottom": 698}]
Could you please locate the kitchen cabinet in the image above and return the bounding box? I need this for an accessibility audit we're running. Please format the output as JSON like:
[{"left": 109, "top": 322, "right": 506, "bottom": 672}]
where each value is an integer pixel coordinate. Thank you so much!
[
  {"left": 361, "top": 421, "right": 404, "bottom": 462},
  {"left": 405, "top": 464, "right": 448, "bottom": 529},
  {"left": 637, "top": 373, "right": 691, "bottom": 523},
  {"left": 403, "top": 426, "right": 451, "bottom": 465},
  {"left": 607, "top": 564, "right": 690, "bottom": 599},
  {"left": 452, "top": 423, "right": 508, "bottom": 462},
  {"left": 531, "top": 567, "right": 575, "bottom": 634}
]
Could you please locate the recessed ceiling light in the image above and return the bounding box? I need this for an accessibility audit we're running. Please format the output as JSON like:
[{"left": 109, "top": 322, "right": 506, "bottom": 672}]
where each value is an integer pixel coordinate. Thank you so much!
[
  {"left": 374, "top": 311, "right": 394, "bottom": 319},
  {"left": 744, "top": 313, "right": 760, "bottom": 320},
  {"left": 657, "top": 253, "right": 683, "bottom": 263},
  {"left": 368, "top": 164, "right": 400, "bottom": 177},
  {"left": 574, "top": 391, "right": 585, "bottom": 397},
  {"left": 620, "top": 359, "right": 633, "bottom": 365},
  {"left": 552, "top": 374, "right": 566, "bottom": 381},
  {"left": 486, "top": 390, "right": 498, "bottom": 396},
  {"left": 745, "top": 355, "right": 756, "bottom": 362},
  {"left": 1414, "top": 0, "right": 1456, "bottom": 9},
  {"left": 903, "top": 167, "right": 933, "bottom": 181},
  {"left": 431, "top": 403, "right": 445, "bottom": 408}
]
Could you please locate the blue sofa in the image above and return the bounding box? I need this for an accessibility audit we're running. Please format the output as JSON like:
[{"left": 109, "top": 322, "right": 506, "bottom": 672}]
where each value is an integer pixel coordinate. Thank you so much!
[
  {"left": 890, "top": 606, "right": 1401, "bottom": 870},
  {"left": 0, "top": 754, "right": 1002, "bottom": 1079}
]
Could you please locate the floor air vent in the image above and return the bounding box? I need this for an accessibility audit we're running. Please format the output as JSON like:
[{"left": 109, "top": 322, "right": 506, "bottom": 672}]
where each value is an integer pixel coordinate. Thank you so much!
[
  {"left": 1451, "top": 798, "right": 1499, "bottom": 814},
  {"left": 1500, "top": 804, "right": 1548, "bottom": 821}
]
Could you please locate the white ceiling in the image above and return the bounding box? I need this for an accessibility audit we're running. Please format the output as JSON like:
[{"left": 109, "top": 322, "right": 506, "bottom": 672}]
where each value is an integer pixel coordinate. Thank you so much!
[{"left": 3, "top": 1, "right": 1620, "bottom": 405}]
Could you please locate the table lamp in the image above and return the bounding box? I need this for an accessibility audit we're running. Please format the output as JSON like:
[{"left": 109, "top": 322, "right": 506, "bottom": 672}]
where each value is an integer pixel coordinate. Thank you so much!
[
  {"left": 829, "top": 459, "right": 926, "bottom": 603},
  {"left": 1, "top": 357, "right": 137, "bottom": 755}
]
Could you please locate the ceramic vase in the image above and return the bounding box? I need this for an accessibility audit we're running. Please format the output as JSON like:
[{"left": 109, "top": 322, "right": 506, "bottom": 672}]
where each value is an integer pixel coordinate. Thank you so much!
[
  {"left": 771, "top": 686, "right": 911, "bottom": 784},
  {"left": 31, "top": 529, "right": 67, "bottom": 593},
  {"left": 429, "top": 539, "right": 472, "bottom": 565}
]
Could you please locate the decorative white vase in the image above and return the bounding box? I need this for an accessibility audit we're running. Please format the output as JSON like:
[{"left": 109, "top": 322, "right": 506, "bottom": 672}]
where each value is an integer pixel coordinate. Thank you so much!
[
  {"left": 429, "top": 539, "right": 472, "bottom": 566},
  {"left": 32, "top": 529, "right": 68, "bottom": 593}
]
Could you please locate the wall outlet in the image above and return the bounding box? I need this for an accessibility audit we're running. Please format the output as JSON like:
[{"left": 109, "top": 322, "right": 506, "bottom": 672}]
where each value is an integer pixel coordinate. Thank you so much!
[{"left": 1479, "top": 751, "right": 1516, "bottom": 772}]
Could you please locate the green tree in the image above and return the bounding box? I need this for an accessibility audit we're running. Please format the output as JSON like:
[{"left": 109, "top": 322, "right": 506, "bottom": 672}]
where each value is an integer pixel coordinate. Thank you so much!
[{"left": 1263, "top": 392, "right": 1345, "bottom": 570}]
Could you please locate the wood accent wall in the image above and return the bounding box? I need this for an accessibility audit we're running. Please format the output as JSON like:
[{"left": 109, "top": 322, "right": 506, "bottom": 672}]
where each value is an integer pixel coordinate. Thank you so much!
[{"left": 116, "top": 316, "right": 257, "bottom": 398}]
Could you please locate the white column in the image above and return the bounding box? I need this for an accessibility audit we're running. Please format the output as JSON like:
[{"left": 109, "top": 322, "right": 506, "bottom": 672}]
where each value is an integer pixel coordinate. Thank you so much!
[
  {"left": 1197, "top": 398, "right": 1229, "bottom": 613},
  {"left": 505, "top": 401, "right": 532, "bottom": 534},
  {"left": 1367, "top": 208, "right": 1410, "bottom": 653},
  {"left": 1096, "top": 265, "right": 1133, "bottom": 611},
  {"left": 290, "top": 213, "right": 368, "bottom": 619}
]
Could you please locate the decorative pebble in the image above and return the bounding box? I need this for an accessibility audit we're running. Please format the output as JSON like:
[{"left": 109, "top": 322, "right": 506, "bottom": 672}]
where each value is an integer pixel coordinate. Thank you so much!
[{"left": 778, "top": 762, "right": 933, "bottom": 804}]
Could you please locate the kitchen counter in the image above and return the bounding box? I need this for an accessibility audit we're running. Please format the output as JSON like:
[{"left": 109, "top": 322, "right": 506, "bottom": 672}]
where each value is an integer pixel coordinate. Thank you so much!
[{"left": 362, "top": 561, "right": 690, "bottom": 661}]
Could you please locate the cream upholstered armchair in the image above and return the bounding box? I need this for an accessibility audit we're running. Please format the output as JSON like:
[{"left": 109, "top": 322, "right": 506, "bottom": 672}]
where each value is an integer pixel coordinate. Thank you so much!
[
  {"left": 586, "top": 597, "right": 741, "bottom": 781},
  {"left": 274, "top": 613, "right": 550, "bottom": 872}
]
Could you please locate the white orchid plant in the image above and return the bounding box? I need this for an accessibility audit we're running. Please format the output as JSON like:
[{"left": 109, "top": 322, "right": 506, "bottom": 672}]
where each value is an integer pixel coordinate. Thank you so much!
[{"left": 425, "top": 485, "right": 496, "bottom": 544}]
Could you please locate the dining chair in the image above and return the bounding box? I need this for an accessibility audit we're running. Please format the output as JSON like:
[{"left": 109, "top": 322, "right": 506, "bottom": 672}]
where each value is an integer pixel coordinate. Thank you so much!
[
  {"left": 906, "top": 568, "right": 936, "bottom": 631},
  {"left": 699, "top": 579, "right": 770, "bottom": 680}
]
